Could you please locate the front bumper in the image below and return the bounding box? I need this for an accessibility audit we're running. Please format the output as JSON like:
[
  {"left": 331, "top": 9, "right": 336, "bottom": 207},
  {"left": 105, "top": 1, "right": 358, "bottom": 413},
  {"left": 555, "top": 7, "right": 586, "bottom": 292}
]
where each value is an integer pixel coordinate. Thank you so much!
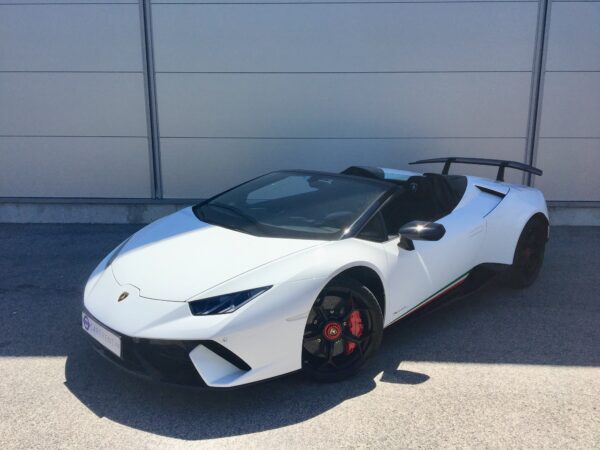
[
  {"left": 83, "top": 266, "right": 326, "bottom": 388},
  {"left": 84, "top": 309, "right": 253, "bottom": 387}
]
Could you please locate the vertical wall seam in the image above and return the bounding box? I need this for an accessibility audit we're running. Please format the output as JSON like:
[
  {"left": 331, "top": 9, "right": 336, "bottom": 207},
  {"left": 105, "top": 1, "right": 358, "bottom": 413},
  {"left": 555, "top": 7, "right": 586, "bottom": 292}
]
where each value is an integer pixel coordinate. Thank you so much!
[
  {"left": 524, "top": 0, "right": 551, "bottom": 186},
  {"left": 140, "top": 0, "right": 163, "bottom": 199},
  {"left": 138, "top": 0, "right": 155, "bottom": 198},
  {"left": 529, "top": 0, "right": 552, "bottom": 188}
]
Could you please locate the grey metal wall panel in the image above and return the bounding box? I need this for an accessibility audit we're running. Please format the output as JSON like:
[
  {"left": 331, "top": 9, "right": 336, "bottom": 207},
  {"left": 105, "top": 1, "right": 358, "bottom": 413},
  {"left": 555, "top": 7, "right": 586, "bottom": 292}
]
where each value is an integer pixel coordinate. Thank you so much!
[
  {"left": 545, "top": 2, "right": 600, "bottom": 71},
  {"left": 0, "top": 1, "right": 136, "bottom": 3},
  {"left": 157, "top": 73, "right": 532, "bottom": 139},
  {"left": 533, "top": 2, "right": 600, "bottom": 201},
  {"left": 538, "top": 72, "right": 600, "bottom": 138},
  {"left": 160, "top": 138, "right": 526, "bottom": 198},
  {"left": 153, "top": 3, "right": 537, "bottom": 72},
  {"left": 0, "top": 4, "right": 143, "bottom": 72},
  {"left": 153, "top": 0, "right": 534, "bottom": 4},
  {"left": 0, "top": 73, "right": 147, "bottom": 136},
  {"left": 535, "top": 138, "right": 600, "bottom": 201},
  {"left": 0, "top": 137, "right": 151, "bottom": 198}
]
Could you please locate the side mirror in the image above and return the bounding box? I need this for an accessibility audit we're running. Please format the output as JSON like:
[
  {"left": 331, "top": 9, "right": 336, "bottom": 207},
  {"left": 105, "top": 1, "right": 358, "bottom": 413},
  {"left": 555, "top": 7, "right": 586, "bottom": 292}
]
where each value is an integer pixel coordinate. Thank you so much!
[{"left": 398, "top": 221, "right": 446, "bottom": 251}]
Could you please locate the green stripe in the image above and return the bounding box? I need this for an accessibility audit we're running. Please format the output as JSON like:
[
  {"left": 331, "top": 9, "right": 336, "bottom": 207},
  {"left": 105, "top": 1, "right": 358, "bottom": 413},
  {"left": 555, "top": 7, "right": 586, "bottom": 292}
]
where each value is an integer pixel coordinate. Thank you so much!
[
  {"left": 400, "top": 271, "right": 470, "bottom": 317},
  {"left": 388, "top": 270, "right": 471, "bottom": 327},
  {"left": 422, "top": 271, "right": 470, "bottom": 303}
]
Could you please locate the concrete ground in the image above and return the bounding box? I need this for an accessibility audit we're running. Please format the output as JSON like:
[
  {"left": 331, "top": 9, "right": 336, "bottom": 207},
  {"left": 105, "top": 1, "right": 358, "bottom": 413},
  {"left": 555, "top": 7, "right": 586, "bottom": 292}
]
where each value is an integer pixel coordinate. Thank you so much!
[{"left": 0, "top": 225, "right": 598, "bottom": 449}]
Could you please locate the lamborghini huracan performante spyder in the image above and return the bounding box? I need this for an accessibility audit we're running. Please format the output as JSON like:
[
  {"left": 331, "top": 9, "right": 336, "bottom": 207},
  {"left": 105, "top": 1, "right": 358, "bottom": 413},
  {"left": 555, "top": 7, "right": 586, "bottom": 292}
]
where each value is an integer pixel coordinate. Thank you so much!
[{"left": 82, "top": 157, "right": 549, "bottom": 388}]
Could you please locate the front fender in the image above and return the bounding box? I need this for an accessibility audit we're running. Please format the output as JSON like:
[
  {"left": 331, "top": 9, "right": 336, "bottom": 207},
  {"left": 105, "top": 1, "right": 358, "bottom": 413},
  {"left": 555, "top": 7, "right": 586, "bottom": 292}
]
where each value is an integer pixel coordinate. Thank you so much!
[{"left": 191, "top": 238, "right": 387, "bottom": 301}]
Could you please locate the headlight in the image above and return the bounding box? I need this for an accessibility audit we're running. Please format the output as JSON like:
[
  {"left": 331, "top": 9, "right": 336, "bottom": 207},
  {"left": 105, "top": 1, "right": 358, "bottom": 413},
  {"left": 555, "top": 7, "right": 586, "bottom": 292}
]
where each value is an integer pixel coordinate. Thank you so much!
[
  {"left": 106, "top": 236, "right": 132, "bottom": 267},
  {"left": 188, "top": 286, "right": 272, "bottom": 315}
]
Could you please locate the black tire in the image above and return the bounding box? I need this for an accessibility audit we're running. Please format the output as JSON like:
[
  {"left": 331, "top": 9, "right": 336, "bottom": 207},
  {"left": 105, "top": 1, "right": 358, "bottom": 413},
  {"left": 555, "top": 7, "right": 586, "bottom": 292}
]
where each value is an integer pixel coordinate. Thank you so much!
[
  {"left": 505, "top": 215, "right": 548, "bottom": 288},
  {"left": 302, "top": 276, "right": 383, "bottom": 382}
]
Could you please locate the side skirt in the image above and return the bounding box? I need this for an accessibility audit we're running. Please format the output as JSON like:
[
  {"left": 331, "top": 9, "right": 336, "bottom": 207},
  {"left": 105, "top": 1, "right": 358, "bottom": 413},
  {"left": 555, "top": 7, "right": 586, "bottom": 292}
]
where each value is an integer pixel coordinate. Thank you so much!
[{"left": 385, "top": 263, "right": 507, "bottom": 327}]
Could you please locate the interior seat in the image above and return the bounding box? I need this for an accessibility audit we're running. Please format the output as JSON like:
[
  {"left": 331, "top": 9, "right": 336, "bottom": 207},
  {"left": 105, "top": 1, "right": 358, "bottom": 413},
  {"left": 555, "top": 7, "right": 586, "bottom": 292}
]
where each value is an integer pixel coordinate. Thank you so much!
[
  {"left": 402, "top": 174, "right": 461, "bottom": 222},
  {"left": 402, "top": 176, "right": 438, "bottom": 222},
  {"left": 423, "top": 173, "right": 461, "bottom": 219}
]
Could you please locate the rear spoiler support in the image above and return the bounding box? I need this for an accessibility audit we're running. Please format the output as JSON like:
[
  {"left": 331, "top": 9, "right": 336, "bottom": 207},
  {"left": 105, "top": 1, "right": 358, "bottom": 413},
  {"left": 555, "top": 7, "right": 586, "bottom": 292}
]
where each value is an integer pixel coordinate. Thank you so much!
[{"left": 409, "top": 157, "right": 542, "bottom": 182}]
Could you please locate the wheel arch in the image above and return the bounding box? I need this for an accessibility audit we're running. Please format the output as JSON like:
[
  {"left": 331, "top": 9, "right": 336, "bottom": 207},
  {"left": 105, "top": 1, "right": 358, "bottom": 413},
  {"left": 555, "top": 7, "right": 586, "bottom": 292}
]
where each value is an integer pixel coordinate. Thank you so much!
[
  {"left": 329, "top": 266, "right": 386, "bottom": 319},
  {"left": 528, "top": 211, "right": 550, "bottom": 237},
  {"left": 508, "top": 211, "right": 549, "bottom": 261},
  {"left": 481, "top": 186, "right": 549, "bottom": 266}
]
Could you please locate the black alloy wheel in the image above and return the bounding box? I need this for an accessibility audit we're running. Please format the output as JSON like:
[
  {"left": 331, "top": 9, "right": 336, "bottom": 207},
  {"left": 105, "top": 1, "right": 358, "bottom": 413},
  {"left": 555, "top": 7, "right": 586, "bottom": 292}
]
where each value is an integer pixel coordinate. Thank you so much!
[
  {"left": 506, "top": 215, "right": 548, "bottom": 288},
  {"left": 302, "top": 277, "right": 383, "bottom": 382}
]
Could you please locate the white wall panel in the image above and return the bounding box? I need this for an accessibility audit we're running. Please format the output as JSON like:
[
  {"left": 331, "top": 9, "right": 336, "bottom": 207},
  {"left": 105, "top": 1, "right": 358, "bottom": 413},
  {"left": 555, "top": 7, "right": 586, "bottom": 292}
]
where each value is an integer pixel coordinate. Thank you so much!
[
  {"left": 153, "top": 3, "right": 537, "bottom": 72},
  {"left": 0, "top": 137, "right": 151, "bottom": 198},
  {"left": 535, "top": 139, "right": 600, "bottom": 201},
  {"left": 0, "top": 4, "right": 143, "bottom": 71},
  {"left": 160, "top": 138, "right": 525, "bottom": 198},
  {"left": 157, "top": 73, "right": 531, "bottom": 139},
  {"left": 546, "top": 2, "right": 600, "bottom": 71},
  {"left": 0, "top": 73, "right": 147, "bottom": 137},
  {"left": 539, "top": 72, "right": 600, "bottom": 138}
]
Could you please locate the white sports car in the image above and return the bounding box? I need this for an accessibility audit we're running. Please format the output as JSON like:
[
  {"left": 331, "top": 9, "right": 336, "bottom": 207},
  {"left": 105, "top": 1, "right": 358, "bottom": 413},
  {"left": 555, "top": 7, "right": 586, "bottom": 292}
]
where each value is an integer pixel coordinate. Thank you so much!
[{"left": 82, "top": 157, "right": 548, "bottom": 388}]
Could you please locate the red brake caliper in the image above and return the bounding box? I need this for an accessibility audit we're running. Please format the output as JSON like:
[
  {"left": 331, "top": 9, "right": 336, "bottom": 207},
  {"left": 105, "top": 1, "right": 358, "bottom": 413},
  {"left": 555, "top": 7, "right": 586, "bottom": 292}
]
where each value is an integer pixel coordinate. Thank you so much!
[{"left": 344, "top": 310, "right": 364, "bottom": 355}]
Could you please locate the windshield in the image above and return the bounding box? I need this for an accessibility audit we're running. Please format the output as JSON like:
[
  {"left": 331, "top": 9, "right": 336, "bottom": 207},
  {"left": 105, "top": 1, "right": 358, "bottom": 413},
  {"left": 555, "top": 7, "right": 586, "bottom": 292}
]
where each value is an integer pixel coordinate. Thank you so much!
[{"left": 193, "top": 171, "right": 391, "bottom": 240}]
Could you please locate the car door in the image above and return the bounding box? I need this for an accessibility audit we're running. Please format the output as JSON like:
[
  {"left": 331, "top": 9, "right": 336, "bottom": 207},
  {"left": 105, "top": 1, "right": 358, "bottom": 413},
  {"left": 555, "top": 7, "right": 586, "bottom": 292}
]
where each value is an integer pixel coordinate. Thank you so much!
[
  {"left": 380, "top": 236, "right": 435, "bottom": 324},
  {"left": 377, "top": 187, "right": 486, "bottom": 324},
  {"left": 355, "top": 207, "right": 432, "bottom": 325},
  {"left": 410, "top": 203, "right": 486, "bottom": 299},
  {"left": 416, "top": 180, "right": 508, "bottom": 292}
]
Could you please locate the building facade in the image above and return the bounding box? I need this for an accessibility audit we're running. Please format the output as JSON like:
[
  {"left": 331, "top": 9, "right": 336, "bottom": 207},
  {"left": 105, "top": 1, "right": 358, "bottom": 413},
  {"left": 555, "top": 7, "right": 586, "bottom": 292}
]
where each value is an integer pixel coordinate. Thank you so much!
[{"left": 0, "top": 0, "right": 599, "bottom": 222}]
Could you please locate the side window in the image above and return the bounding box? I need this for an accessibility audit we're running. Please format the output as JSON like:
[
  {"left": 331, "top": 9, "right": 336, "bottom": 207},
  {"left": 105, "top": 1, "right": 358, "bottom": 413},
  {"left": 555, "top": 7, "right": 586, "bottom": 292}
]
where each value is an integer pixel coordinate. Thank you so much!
[
  {"left": 356, "top": 212, "right": 386, "bottom": 243},
  {"left": 357, "top": 193, "right": 412, "bottom": 242},
  {"left": 380, "top": 195, "right": 409, "bottom": 238}
]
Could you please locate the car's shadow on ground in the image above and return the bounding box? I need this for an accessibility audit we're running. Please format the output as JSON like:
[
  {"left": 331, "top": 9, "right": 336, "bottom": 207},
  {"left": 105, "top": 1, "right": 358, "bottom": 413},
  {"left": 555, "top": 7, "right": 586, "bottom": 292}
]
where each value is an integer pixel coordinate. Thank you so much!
[
  {"left": 1, "top": 225, "right": 599, "bottom": 440},
  {"left": 63, "top": 270, "right": 599, "bottom": 440},
  {"left": 63, "top": 313, "right": 438, "bottom": 440}
]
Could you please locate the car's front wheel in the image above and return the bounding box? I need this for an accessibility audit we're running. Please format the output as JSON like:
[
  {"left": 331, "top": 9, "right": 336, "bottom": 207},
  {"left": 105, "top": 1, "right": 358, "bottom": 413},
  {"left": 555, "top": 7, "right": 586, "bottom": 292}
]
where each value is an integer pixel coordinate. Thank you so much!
[{"left": 302, "top": 276, "right": 383, "bottom": 382}]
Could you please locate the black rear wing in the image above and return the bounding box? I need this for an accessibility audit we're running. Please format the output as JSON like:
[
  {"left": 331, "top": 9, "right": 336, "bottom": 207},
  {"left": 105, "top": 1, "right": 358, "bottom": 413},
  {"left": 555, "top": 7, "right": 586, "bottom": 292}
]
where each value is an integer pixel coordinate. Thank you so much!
[{"left": 409, "top": 157, "right": 542, "bottom": 182}]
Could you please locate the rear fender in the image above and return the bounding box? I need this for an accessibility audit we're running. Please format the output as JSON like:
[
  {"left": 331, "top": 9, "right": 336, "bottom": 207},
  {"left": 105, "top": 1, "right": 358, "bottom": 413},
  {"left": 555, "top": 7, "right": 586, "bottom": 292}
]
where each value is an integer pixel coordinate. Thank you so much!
[{"left": 480, "top": 188, "right": 548, "bottom": 265}]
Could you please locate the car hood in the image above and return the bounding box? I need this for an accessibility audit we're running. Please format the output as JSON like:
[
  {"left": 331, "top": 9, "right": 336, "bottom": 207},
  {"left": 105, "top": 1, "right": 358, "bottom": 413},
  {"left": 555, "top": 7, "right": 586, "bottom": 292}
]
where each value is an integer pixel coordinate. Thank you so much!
[{"left": 111, "top": 208, "right": 324, "bottom": 302}]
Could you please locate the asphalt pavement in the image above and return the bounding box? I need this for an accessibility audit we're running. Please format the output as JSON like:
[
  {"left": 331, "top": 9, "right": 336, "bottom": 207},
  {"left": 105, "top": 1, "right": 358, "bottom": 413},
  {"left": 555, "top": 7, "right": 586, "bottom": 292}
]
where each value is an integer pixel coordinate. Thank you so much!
[{"left": 0, "top": 224, "right": 598, "bottom": 449}]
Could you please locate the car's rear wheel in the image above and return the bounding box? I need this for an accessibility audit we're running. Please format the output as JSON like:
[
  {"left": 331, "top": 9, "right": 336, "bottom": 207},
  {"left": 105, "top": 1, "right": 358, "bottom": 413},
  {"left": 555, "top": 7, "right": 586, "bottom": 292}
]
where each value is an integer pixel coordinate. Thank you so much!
[
  {"left": 302, "top": 276, "right": 383, "bottom": 382},
  {"left": 506, "top": 215, "right": 548, "bottom": 288}
]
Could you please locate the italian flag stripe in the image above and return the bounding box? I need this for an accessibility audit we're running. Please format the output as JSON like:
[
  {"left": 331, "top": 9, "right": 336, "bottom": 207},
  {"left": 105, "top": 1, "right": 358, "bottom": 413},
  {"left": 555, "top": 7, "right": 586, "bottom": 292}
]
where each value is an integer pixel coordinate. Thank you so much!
[{"left": 399, "top": 271, "right": 470, "bottom": 321}]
